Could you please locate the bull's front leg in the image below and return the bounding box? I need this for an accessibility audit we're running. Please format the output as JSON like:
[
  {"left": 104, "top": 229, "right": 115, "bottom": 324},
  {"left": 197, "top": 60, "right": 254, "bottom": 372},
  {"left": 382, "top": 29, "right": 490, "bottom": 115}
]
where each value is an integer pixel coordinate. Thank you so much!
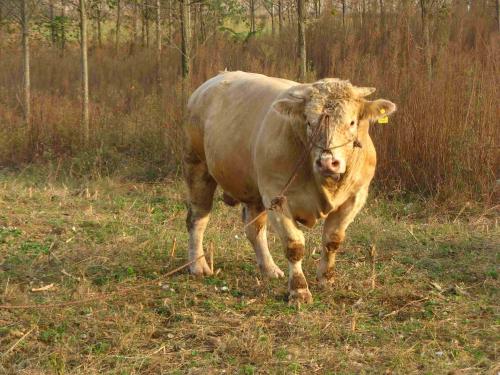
[
  {"left": 318, "top": 187, "right": 369, "bottom": 287},
  {"left": 266, "top": 203, "right": 312, "bottom": 304}
]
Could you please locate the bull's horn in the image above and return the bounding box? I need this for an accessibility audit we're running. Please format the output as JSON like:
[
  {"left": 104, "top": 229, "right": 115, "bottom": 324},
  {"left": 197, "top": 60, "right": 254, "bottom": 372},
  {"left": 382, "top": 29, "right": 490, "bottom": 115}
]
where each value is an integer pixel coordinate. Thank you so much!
[{"left": 353, "top": 86, "right": 376, "bottom": 97}]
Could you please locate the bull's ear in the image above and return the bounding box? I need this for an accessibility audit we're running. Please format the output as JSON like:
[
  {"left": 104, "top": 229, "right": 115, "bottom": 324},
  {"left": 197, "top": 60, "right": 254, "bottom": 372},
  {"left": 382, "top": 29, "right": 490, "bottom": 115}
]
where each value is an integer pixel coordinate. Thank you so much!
[
  {"left": 272, "top": 85, "right": 312, "bottom": 118},
  {"left": 361, "top": 99, "right": 397, "bottom": 122}
]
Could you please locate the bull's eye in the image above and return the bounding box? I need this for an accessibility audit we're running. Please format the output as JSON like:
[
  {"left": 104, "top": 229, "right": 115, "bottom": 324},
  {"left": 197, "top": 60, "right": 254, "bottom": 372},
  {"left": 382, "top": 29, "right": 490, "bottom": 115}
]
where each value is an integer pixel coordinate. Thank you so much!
[{"left": 350, "top": 120, "right": 356, "bottom": 126}]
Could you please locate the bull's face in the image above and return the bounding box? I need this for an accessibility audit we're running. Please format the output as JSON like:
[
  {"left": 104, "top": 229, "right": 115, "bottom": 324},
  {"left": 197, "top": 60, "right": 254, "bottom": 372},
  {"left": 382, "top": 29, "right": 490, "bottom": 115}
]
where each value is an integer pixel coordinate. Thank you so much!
[{"left": 272, "top": 79, "right": 396, "bottom": 182}]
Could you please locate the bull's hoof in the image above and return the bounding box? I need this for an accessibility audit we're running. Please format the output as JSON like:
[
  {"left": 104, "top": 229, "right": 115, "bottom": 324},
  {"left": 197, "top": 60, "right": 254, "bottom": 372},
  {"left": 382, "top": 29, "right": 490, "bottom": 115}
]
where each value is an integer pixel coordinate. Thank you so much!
[
  {"left": 317, "top": 276, "right": 335, "bottom": 289},
  {"left": 189, "top": 258, "right": 213, "bottom": 276},
  {"left": 288, "top": 288, "right": 313, "bottom": 305},
  {"left": 259, "top": 263, "right": 285, "bottom": 279},
  {"left": 317, "top": 268, "right": 336, "bottom": 289}
]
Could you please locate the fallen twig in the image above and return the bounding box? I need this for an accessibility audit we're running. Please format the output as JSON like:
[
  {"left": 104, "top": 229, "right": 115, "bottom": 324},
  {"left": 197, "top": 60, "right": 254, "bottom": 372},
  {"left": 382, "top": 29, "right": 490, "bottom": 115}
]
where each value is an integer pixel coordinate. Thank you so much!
[
  {"left": 170, "top": 237, "right": 177, "bottom": 258},
  {"left": 383, "top": 297, "right": 429, "bottom": 318},
  {"left": 367, "top": 245, "right": 377, "bottom": 290},
  {"left": 61, "top": 269, "right": 81, "bottom": 281},
  {"left": 2, "top": 326, "right": 35, "bottom": 357},
  {"left": 208, "top": 243, "right": 214, "bottom": 273},
  {"left": 31, "top": 283, "right": 55, "bottom": 292}
]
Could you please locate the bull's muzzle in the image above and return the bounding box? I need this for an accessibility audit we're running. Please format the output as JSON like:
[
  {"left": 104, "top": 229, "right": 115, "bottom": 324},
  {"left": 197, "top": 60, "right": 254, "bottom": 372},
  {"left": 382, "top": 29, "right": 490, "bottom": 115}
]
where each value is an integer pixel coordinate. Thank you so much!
[{"left": 315, "top": 153, "right": 345, "bottom": 181}]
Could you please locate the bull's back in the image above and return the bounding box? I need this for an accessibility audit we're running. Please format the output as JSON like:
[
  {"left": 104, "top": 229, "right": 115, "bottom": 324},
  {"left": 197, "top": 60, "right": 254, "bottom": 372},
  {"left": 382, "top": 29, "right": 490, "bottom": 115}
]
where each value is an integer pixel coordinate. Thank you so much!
[{"left": 186, "top": 71, "right": 297, "bottom": 202}]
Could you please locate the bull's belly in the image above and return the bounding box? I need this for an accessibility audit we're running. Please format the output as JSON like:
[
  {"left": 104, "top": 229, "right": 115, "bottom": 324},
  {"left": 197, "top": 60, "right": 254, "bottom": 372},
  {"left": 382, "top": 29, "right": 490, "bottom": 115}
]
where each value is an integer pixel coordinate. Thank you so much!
[{"left": 206, "top": 156, "right": 261, "bottom": 204}]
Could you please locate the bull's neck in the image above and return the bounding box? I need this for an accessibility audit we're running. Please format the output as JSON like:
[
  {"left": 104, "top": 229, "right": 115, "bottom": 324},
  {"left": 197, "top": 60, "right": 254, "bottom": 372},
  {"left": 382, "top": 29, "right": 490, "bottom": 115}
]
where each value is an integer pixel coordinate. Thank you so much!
[{"left": 314, "top": 139, "right": 367, "bottom": 213}]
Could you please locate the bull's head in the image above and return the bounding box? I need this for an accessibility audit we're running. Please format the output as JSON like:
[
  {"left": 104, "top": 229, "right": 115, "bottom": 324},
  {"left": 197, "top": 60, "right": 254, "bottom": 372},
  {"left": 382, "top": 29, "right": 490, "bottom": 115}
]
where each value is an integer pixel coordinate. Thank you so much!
[{"left": 272, "top": 79, "right": 396, "bottom": 181}]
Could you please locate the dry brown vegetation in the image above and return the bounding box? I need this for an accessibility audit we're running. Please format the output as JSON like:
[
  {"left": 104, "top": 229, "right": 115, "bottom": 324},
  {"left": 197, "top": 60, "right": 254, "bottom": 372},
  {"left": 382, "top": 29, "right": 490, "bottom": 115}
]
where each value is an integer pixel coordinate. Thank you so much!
[{"left": 0, "top": 1, "right": 498, "bottom": 205}]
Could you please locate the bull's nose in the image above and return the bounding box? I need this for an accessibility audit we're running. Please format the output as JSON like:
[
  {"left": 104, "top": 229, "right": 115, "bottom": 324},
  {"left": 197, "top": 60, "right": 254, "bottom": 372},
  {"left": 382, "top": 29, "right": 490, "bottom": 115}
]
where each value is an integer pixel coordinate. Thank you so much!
[{"left": 316, "top": 157, "right": 342, "bottom": 175}]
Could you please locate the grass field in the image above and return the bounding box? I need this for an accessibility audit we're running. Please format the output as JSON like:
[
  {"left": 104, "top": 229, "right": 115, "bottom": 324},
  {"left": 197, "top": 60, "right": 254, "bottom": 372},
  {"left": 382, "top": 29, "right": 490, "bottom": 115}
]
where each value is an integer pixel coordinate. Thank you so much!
[{"left": 0, "top": 170, "right": 498, "bottom": 374}]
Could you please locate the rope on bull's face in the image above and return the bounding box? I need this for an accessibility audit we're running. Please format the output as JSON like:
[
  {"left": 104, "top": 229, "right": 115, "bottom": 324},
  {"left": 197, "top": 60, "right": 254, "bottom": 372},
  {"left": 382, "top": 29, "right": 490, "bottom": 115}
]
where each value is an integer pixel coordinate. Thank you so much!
[{"left": 309, "top": 112, "right": 363, "bottom": 153}]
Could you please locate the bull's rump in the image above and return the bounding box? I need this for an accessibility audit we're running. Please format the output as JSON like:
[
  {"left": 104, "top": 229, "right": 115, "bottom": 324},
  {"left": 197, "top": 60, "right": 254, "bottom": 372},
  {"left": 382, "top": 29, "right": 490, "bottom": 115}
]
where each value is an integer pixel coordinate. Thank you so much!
[{"left": 186, "top": 71, "right": 297, "bottom": 203}]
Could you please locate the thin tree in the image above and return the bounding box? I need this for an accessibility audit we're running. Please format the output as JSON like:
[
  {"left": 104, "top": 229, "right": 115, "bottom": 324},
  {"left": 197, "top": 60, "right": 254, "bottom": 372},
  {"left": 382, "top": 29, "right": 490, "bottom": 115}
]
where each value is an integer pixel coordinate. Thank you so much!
[
  {"left": 144, "top": 0, "right": 150, "bottom": 47},
  {"left": 497, "top": 0, "right": 499, "bottom": 32},
  {"left": 278, "top": 0, "right": 282, "bottom": 34},
  {"left": 61, "top": 0, "right": 66, "bottom": 55},
  {"left": 180, "top": 0, "right": 190, "bottom": 108},
  {"left": 180, "top": 0, "right": 190, "bottom": 80},
  {"left": 79, "top": 0, "right": 90, "bottom": 145},
  {"left": 166, "top": 0, "right": 172, "bottom": 43},
  {"left": 270, "top": 0, "right": 274, "bottom": 36},
  {"left": 420, "top": 0, "right": 432, "bottom": 80},
  {"left": 249, "top": 0, "right": 256, "bottom": 32},
  {"left": 115, "top": 0, "right": 121, "bottom": 52},
  {"left": 131, "top": 0, "right": 139, "bottom": 51},
  {"left": 49, "top": 0, "right": 56, "bottom": 44},
  {"left": 95, "top": 0, "right": 102, "bottom": 47},
  {"left": 155, "top": 0, "right": 162, "bottom": 94},
  {"left": 297, "top": 0, "right": 306, "bottom": 81},
  {"left": 21, "top": 0, "right": 31, "bottom": 135}
]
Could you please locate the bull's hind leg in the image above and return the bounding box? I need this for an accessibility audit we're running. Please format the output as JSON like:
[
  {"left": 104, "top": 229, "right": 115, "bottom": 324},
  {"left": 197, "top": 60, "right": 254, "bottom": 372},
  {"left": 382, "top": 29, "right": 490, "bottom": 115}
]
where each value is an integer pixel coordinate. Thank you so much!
[
  {"left": 185, "top": 153, "right": 217, "bottom": 276},
  {"left": 243, "top": 203, "right": 284, "bottom": 279}
]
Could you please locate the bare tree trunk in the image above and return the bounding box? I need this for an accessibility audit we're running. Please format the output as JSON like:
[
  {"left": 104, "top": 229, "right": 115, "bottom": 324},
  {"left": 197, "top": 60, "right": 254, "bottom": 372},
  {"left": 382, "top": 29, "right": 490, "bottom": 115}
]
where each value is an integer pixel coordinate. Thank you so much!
[
  {"left": 96, "top": 4, "right": 102, "bottom": 48},
  {"left": 250, "top": 0, "right": 256, "bottom": 32},
  {"left": 341, "top": 0, "right": 346, "bottom": 29},
  {"left": 156, "top": 0, "right": 162, "bottom": 94},
  {"left": 115, "top": 0, "right": 121, "bottom": 52},
  {"left": 297, "top": 0, "right": 306, "bottom": 81},
  {"left": 61, "top": 0, "right": 66, "bottom": 55},
  {"left": 270, "top": 0, "right": 275, "bottom": 35},
  {"left": 180, "top": 0, "right": 190, "bottom": 79},
  {"left": 132, "top": 0, "right": 139, "bottom": 51},
  {"left": 49, "top": 0, "right": 56, "bottom": 45},
  {"left": 80, "top": 0, "right": 90, "bottom": 145},
  {"left": 379, "top": 0, "right": 385, "bottom": 36},
  {"left": 278, "top": 0, "right": 282, "bottom": 34},
  {"left": 21, "top": 0, "right": 31, "bottom": 136},
  {"left": 497, "top": 0, "right": 500, "bottom": 32},
  {"left": 167, "top": 0, "right": 172, "bottom": 43},
  {"left": 145, "top": 0, "right": 150, "bottom": 47},
  {"left": 192, "top": 2, "right": 198, "bottom": 47},
  {"left": 199, "top": 3, "right": 206, "bottom": 41},
  {"left": 141, "top": 0, "right": 146, "bottom": 46},
  {"left": 420, "top": 0, "right": 432, "bottom": 80},
  {"left": 361, "top": 0, "right": 366, "bottom": 29},
  {"left": 180, "top": 0, "right": 190, "bottom": 106}
]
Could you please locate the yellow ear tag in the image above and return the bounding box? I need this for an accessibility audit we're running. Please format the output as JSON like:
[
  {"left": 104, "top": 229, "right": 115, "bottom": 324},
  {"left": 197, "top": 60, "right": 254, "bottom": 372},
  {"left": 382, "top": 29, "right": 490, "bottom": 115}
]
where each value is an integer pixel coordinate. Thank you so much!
[{"left": 377, "top": 108, "right": 389, "bottom": 124}]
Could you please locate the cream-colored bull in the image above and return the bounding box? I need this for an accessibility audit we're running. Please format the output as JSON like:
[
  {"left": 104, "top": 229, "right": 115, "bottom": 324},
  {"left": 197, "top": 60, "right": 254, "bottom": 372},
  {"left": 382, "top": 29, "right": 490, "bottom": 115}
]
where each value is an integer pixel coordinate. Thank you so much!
[{"left": 184, "top": 71, "right": 396, "bottom": 303}]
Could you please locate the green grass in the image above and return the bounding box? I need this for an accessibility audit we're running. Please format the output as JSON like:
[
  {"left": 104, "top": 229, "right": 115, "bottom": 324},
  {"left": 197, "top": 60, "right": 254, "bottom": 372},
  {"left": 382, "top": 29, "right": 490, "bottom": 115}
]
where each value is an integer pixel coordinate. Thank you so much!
[{"left": 0, "top": 171, "right": 498, "bottom": 374}]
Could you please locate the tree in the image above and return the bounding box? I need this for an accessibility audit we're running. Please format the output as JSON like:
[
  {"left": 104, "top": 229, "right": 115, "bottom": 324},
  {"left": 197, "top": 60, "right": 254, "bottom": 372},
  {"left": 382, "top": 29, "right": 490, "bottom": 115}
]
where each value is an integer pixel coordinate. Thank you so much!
[
  {"left": 297, "top": 0, "right": 306, "bottom": 81},
  {"left": 49, "top": 0, "right": 56, "bottom": 44},
  {"left": 155, "top": 0, "right": 161, "bottom": 93},
  {"left": 79, "top": 0, "right": 90, "bottom": 144},
  {"left": 249, "top": 0, "right": 256, "bottom": 32},
  {"left": 497, "top": 0, "right": 499, "bottom": 32},
  {"left": 115, "top": 0, "right": 121, "bottom": 51},
  {"left": 420, "top": 0, "right": 432, "bottom": 80},
  {"left": 180, "top": 0, "right": 190, "bottom": 80},
  {"left": 21, "top": 0, "right": 31, "bottom": 134},
  {"left": 61, "top": 0, "right": 66, "bottom": 54},
  {"left": 278, "top": 0, "right": 282, "bottom": 33}
]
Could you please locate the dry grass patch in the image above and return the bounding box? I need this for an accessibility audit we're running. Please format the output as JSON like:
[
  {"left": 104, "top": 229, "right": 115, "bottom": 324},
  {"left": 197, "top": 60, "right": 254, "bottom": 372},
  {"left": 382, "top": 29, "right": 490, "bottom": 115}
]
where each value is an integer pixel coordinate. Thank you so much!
[{"left": 0, "top": 172, "right": 498, "bottom": 374}]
